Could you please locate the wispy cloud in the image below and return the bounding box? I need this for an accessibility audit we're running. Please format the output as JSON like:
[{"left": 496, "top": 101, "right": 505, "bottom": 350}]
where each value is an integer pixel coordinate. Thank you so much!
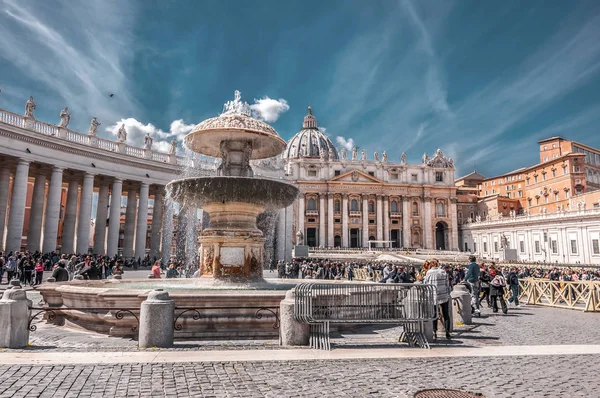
[
  {"left": 250, "top": 97, "right": 290, "bottom": 123},
  {"left": 0, "top": 0, "right": 137, "bottom": 133}
]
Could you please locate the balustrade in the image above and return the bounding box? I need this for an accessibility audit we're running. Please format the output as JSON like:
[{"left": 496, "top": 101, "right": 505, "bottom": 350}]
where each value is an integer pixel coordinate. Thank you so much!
[{"left": 0, "top": 109, "right": 25, "bottom": 128}]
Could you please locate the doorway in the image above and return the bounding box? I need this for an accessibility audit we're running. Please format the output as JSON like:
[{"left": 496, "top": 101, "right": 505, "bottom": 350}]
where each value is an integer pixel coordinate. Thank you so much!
[
  {"left": 306, "top": 228, "right": 317, "bottom": 247},
  {"left": 435, "top": 222, "right": 448, "bottom": 250},
  {"left": 350, "top": 228, "right": 360, "bottom": 248}
]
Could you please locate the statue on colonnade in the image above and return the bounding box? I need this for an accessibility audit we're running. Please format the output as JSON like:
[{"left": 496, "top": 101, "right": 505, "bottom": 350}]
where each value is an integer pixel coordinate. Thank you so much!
[
  {"left": 25, "top": 96, "right": 36, "bottom": 118},
  {"left": 58, "top": 107, "right": 71, "bottom": 128},
  {"left": 117, "top": 124, "right": 127, "bottom": 143},
  {"left": 88, "top": 117, "right": 101, "bottom": 136},
  {"left": 144, "top": 132, "right": 153, "bottom": 149}
]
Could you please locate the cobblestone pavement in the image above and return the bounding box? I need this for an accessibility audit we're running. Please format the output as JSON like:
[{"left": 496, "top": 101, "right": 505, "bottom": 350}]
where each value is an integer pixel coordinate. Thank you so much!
[
  {"left": 0, "top": 355, "right": 598, "bottom": 398},
  {"left": 20, "top": 300, "right": 600, "bottom": 352}
]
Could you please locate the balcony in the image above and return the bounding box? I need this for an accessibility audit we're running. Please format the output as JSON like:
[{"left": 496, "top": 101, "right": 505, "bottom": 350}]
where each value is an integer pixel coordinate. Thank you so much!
[
  {"left": 305, "top": 210, "right": 319, "bottom": 216},
  {"left": 390, "top": 211, "right": 402, "bottom": 218},
  {"left": 349, "top": 211, "right": 362, "bottom": 217}
]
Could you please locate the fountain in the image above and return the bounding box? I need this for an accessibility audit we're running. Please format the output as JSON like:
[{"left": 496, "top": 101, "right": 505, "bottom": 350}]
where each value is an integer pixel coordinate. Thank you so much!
[
  {"left": 37, "top": 92, "right": 299, "bottom": 339},
  {"left": 167, "top": 90, "right": 298, "bottom": 280}
]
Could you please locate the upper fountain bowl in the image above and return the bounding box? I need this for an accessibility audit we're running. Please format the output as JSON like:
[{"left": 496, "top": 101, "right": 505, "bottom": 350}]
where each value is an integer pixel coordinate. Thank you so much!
[{"left": 184, "top": 91, "right": 286, "bottom": 159}]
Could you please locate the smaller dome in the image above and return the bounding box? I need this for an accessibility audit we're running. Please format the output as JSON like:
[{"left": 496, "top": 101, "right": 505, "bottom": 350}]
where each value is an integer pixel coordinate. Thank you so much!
[{"left": 283, "top": 107, "right": 339, "bottom": 160}]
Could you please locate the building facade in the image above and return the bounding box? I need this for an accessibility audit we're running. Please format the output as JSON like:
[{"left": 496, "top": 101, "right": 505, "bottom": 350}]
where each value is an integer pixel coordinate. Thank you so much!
[{"left": 279, "top": 107, "right": 459, "bottom": 252}]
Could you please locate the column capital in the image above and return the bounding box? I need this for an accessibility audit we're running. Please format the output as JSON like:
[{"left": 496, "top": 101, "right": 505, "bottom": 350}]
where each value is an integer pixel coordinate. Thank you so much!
[
  {"left": 140, "top": 182, "right": 150, "bottom": 189},
  {"left": 52, "top": 166, "right": 64, "bottom": 172},
  {"left": 83, "top": 172, "right": 95, "bottom": 179},
  {"left": 112, "top": 178, "right": 123, "bottom": 184},
  {"left": 17, "top": 159, "right": 31, "bottom": 166}
]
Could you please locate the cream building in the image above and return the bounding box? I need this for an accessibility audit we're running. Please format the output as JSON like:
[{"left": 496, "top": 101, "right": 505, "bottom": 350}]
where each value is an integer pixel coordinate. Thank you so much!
[{"left": 278, "top": 107, "right": 459, "bottom": 254}]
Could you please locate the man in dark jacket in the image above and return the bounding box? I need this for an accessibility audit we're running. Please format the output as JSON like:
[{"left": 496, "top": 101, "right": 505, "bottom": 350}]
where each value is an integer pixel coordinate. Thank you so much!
[
  {"left": 507, "top": 267, "right": 520, "bottom": 306},
  {"left": 51, "top": 263, "right": 69, "bottom": 282},
  {"left": 465, "top": 255, "right": 481, "bottom": 314}
]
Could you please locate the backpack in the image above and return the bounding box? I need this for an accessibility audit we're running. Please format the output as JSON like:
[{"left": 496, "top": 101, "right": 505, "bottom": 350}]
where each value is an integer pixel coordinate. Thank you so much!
[{"left": 491, "top": 275, "right": 506, "bottom": 287}]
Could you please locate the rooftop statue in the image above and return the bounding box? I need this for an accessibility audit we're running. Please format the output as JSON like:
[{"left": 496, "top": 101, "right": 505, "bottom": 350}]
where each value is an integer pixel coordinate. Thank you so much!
[
  {"left": 352, "top": 146, "right": 358, "bottom": 161},
  {"left": 328, "top": 147, "right": 334, "bottom": 161},
  {"left": 169, "top": 139, "right": 177, "bottom": 155},
  {"left": 117, "top": 124, "right": 127, "bottom": 143},
  {"left": 221, "top": 90, "right": 251, "bottom": 116},
  {"left": 361, "top": 148, "right": 366, "bottom": 161},
  {"left": 341, "top": 148, "right": 347, "bottom": 161},
  {"left": 144, "top": 132, "right": 153, "bottom": 150},
  {"left": 24, "top": 96, "right": 36, "bottom": 118},
  {"left": 401, "top": 152, "right": 406, "bottom": 164},
  {"left": 422, "top": 152, "right": 428, "bottom": 164},
  {"left": 58, "top": 107, "right": 70, "bottom": 128},
  {"left": 382, "top": 151, "right": 387, "bottom": 163},
  {"left": 88, "top": 117, "right": 100, "bottom": 136},
  {"left": 374, "top": 151, "right": 379, "bottom": 162}
]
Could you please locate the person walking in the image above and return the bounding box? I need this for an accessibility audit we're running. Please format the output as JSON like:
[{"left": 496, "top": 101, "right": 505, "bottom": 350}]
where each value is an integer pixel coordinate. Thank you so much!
[
  {"left": 424, "top": 258, "right": 451, "bottom": 340},
  {"left": 465, "top": 255, "right": 481, "bottom": 315},
  {"left": 479, "top": 263, "right": 491, "bottom": 308},
  {"left": 507, "top": 267, "right": 520, "bottom": 307},
  {"left": 34, "top": 258, "right": 44, "bottom": 285},
  {"left": 489, "top": 265, "right": 508, "bottom": 314}
]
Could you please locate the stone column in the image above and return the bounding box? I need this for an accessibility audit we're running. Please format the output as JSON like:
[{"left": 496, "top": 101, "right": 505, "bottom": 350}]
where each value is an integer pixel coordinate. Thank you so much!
[
  {"left": 42, "top": 166, "right": 64, "bottom": 254},
  {"left": 161, "top": 199, "right": 174, "bottom": 264},
  {"left": 138, "top": 289, "right": 174, "bottom": 348},
  {"left": 0, "top": 287, "right": 32, "bottom": 348},
  {"left": 342, "top": 194, "right": 348, "bottom": 247},
  {"left": 76, "top": 173, "right": 94, "bottom": 254},
  {"left": 279, "top": 289, "right": 309, "bottom": 346},
  {"left": 423, "top": 197, "right": 433, "bottom": 249},
  {"left": 135, "top": 183, "right": 149, "bottom": 259},
  {"left": 383, "top": 196, "right": 389, "bottom": 247},
  {"left": 26, "top": 172, "right": 46, "bottom": 252},
  {"left": 61, "top": 179, "right": 80, "bottom": 254},
  {"left": 376, "top": 195, "right": 383, "bottom": 245},
  {"left": 93, "top": 182, "right": 110, "bottom": 254},
  {"left": 402, "top": 197, "right": 410, "bottom": 248},
  {"left": 327, "top": 194, "right": 334, "bottom": 247},
  {"left": 150, "top": 190, "right": 163, "bottom": 260},
  {"left": 449, "top": 199, "right": 458, "bottom": 251},
  {"left": 362, "top": 195, "right": 369, "bottom": 248},
  {"left": 106, "top": 178, "right": 123, "bottom": 257},
  {"left": 122, "top": 187, "right": 137, "bottom": 258},
  {"left": 0, "top": 166, "right": 11, "bottom": 250},
  {"left": 297, "top": 194, "right": 305, "bottom": 244},
  {"left": 318, "top": 194, "right": 325, "bottom": 247},
  {"left": 6, "top": 160, "right": 30, "bottom": 253}
]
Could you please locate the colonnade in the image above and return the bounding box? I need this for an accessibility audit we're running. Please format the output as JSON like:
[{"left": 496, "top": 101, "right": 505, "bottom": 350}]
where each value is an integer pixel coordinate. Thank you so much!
[{"left": 0, "top": 158, "right": 165, "bottom": 258}]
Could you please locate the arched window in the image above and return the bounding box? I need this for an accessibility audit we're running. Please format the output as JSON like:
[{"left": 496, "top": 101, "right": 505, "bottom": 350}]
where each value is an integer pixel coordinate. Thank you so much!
[
  {"left": 334, "top": 200, "right": 341, "bottom": 212},
  {"left": 391, "top": 200, "right": 398, "bottom": 212},
  {"left": 368, "top": 201, "right": 375, "bottom": 213},
  {"left": 437, "top": 202, "right": 445, "bottom": 217},
  {"left": 412, "top": 201, "right": 419, "bottom": 216},
  {"left": 350, "top": 199, "right": 358, "bottom": 211},
  {"left": 307, "top": 198, "right": 316, "bottom": 210}
]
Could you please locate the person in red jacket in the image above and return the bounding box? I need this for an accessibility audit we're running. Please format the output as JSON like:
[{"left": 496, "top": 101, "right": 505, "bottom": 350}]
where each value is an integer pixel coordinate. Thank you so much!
[{"left": 34, "top": 258, "right": 44, "bottom": 285}]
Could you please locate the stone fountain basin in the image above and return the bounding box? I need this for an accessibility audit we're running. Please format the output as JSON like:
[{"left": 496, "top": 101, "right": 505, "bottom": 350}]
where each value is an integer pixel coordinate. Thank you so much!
[
  {"left": 166, "top": 176, "right": 298, "bottom": 209},
  {"left": 36, "top": 279, "right": 298, "bottom": 339}
]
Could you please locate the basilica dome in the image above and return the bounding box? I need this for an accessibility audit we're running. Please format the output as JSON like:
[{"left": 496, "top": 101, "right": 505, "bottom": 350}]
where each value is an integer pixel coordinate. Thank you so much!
[{"left": 283, "top": 107, "right": 339, "bottom": 160}]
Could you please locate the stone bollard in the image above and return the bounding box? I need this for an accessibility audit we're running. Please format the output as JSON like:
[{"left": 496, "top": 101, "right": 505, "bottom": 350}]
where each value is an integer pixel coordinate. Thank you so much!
[
  {"left": 279, "top": 289, "right": 309, "bottom": 346},
  {"left": 0, "top": 286, "right": 33, "bottom": 348},
  {"left": 451, "top": 284, "right": 472, "bottom": 325},
  {"left": 138, "top": 289, "right": 174, "bottom": 348}
]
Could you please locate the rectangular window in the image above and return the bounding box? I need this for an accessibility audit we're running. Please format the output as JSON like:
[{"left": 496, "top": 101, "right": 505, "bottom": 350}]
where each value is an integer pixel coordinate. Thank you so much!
[
  {"left": 390, "top": 173, "right": 398, "bottom": 180},
  {"left": 534, "top": 176, "right": 538, "bottom": 183},
  {"left": 334, "top": 218, "right": 341, "bottom": 223},
  {"left": 308, "top": 170, "right": 317, "bottom": 177},
  {"left": 368, "top": 171, "right": 375, "bottom": 177},
  {"left": 334, "top": 170, "right": 341, "bottom": 176},
  {"left": 411, "top": 174, "right": 418, "bottom": 182},
  {"left": 535, "top": 241, "right": 541, "bottom": 253},
  {"left": 552, "top": 169, "right": 556, "bottom": 177},
  {"left": 483, "top": 242, "right": 488, "bottom": 252},
  {"left": 543, "top": 174, "right": 547, "bottom": 181},
  {"left": 592, "top": 239, "right": 600, "bottom": 255},
  {"left": 563, "top": 166, "right": 567, "bottom": 175},
  {"left": 554, "top": 192, "right": 559, "bottom": 201},
  {"left": 474, "top": 241, "right": 477, "bottom": 252},
  {"left": 494, "top": 242, "right": 498, "bottom": 252},
  {"left": 551, "top": 240, "right": 558, "bottom": 254},
  {"left": 570, "top": 239, "right": 577, "bottom": 254},
  {"left": 518, "top": 190, "right": 523, "bottom": 198},
  {"left": 519, "top": 240, "right": 525, "bottom": 253},
  {"left": 574, "top": 165, "right": 580, "bottom": 172},
  {"left": 435, "top": 172, "right": 444, "bottom": 182}
]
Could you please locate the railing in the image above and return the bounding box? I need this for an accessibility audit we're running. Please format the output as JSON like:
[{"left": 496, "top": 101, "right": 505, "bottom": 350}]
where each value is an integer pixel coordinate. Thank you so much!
[
  {"left": 517, "top": 279, "right": 600, "bottom": 312},
  {"left": 0, "top": 106, "right": 186, "bottom": 165},
  {"left": 0, "top": 109, "right": 25, "bottom": 128},
  {"left": 464, "top": 207, "right": 600, "bottom": 227}
]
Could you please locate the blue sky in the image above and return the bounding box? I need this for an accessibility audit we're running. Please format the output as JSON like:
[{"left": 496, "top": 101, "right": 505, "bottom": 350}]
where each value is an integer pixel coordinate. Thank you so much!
[{"left": 1, "top": 0, "right": 600, "bottom": 178}]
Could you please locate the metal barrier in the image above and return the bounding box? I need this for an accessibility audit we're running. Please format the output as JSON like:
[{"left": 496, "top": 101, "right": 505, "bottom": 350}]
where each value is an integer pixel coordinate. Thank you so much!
[
  {"left": 294, "top": 282, "right": 436, "bottom": 350},
  {"left": 517, "top": 279, "right": 600, "bottom": 312}
]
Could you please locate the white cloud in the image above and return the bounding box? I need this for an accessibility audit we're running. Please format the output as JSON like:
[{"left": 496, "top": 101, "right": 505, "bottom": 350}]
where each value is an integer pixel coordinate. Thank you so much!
[
  {"left": 250, "top": 97, "right": 290, "bottom": 122},
  {"left": 336, "top": 136, "right": 355, "bottom": 151},
  {"left": 318, "top": 127, "right": 327, "bottom": 135},
  {"left": 105, "top": 118, "right": 195, "bottom": 152}
]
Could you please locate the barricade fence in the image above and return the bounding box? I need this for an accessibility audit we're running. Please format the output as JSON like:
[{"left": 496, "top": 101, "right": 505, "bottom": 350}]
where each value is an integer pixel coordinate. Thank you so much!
[{"left": 517, "top": 279, "right": 600, "bottom": 312}]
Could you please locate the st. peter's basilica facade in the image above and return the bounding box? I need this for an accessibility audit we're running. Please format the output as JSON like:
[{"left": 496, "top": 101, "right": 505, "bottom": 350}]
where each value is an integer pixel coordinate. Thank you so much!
[{"left": 276, "top": 107, "right": 458, "bottom": 259}]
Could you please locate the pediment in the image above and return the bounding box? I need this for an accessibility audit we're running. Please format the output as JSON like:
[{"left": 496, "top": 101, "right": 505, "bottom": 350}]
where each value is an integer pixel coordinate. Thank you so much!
[{"left": 329, "top": 169, "right": 382, "bottom": 184}]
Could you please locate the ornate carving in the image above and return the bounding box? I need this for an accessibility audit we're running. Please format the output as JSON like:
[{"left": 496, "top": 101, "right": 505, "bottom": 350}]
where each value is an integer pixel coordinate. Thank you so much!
[
  {"left": 351, "top": 170, "right": 359, "bottom": 182},
  {"left": 203, "top": 245, "right": 214, "bottom": 274},
  {"left": 426, "top": 149, "right": 453, "bottom": 168}
]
